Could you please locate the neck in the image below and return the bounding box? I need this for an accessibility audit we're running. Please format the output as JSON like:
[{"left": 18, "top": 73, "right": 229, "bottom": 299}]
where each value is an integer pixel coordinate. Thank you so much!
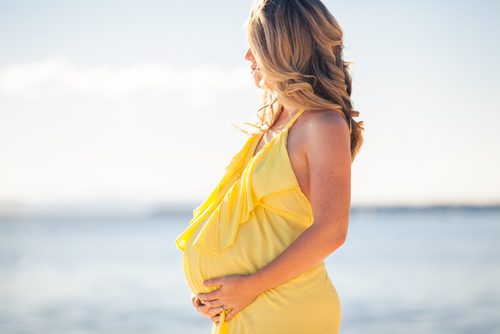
[{"left": 281, "top": 106, "right": 300, "bottom": 117}]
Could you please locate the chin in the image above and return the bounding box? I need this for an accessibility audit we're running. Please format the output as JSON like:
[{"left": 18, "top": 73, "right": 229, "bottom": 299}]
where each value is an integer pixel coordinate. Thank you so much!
[{"left": 251, "top": 74, "right": 264, "bottom": 87}]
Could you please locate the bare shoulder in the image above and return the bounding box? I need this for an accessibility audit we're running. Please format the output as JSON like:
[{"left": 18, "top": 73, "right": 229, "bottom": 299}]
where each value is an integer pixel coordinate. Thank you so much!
[
  {"left": 301, "top": 109, "right": 350, "bottom": 158},
  {"left": 303, "top": 109, "right": 349, "bottom": 132}
]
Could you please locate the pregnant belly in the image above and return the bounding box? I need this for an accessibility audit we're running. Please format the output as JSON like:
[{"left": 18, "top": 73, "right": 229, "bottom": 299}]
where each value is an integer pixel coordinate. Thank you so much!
[
  {"left": 180, "top": 206, "right": 341, "bottom": 333},
  {"left": 181, "top": 208, "right": 308, "bottom": 295}
]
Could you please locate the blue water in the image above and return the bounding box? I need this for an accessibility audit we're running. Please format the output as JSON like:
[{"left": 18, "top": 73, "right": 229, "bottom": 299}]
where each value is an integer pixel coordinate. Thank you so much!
[{"left": 0, "top": 207, "right": 499, "bottom": 334}]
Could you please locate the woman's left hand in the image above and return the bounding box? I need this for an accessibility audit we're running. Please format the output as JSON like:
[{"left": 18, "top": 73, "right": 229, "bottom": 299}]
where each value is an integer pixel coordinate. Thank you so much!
[{"left": 196, "top": 273, "right": 261, "bottom": 323}]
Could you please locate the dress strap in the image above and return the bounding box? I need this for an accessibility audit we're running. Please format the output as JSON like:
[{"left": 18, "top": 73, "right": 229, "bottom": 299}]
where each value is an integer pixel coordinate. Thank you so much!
[{"left": 283, "top": 108, "right": 306, "bottom": 131}]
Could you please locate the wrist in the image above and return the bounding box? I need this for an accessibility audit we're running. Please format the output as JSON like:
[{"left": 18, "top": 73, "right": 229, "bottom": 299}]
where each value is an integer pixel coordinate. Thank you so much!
[{"left": 247, "top": 271, "right": 267, "bottom": 295}]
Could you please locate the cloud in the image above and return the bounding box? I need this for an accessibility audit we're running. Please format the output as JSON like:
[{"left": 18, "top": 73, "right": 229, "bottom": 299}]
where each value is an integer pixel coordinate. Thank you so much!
[{"left": 0, "top": 57, "right": 252, "bottom": 98}]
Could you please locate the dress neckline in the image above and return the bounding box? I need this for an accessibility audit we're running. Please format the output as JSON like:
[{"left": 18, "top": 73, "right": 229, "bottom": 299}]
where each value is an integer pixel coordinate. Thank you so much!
[{"left": 249, "top": 108, "right": 306, "bottom": 160}]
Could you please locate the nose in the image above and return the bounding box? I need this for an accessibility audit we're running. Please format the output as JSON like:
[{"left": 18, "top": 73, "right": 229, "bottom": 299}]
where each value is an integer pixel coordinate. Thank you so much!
[{"left": 244, "top": 48, "right": 253, "bottom": 61}]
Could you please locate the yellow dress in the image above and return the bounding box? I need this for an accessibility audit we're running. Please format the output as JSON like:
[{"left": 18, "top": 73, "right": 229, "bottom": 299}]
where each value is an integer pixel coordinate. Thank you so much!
[{"left": 175, "top": 108, "right": 341, "bottom": 334}]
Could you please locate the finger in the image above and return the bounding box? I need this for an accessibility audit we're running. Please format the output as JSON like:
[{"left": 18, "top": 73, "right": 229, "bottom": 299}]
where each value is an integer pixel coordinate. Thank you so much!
[
  {"left": 207, "top": 306, "right": 224, "bottom": 317},
  {"left": 208, "top": 304, "right": 226, "bottom": 314},
  {"left": 199, "top": 298, "right": 220, "bottom": 307},
  {"left": 197, "top": 287, "right": 221, "bottom": 301},
  {"left": 191, "top": 296, "right": 201, "bottom": 306},
  {"left": 195, "top": 304, "right": 210, "bottom": 315},
  {"left": 197, "top": 304, "right": 222, "bottom": 318},
  {"left": 211, "top": 314, "right": 220, "bottom": 325}
]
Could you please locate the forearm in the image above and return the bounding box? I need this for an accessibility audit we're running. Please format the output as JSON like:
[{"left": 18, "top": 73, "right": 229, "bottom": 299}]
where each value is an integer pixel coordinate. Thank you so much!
[{"left": 249, "top": 223, "right": 345, "bottom": 295}]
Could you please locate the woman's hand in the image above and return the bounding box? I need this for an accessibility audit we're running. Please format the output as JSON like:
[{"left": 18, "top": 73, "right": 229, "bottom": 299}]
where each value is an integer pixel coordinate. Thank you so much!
[
  {"left": 191, "top": 292, "right": 223, "bottom": 324},
  {"left": 196, "top": 274, "right": 262, "bottom": 323}
]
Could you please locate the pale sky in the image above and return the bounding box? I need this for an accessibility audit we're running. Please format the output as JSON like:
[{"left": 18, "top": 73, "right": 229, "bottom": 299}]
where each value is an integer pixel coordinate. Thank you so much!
[{"left": 0, "top": 0, "right": 499, "bottom": 207}]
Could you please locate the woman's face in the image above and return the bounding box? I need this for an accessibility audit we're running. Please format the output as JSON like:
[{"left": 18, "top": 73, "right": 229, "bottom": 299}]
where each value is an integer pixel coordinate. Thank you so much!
[{"left": 244, "top": 48, "right": 263, "bottom": 86}]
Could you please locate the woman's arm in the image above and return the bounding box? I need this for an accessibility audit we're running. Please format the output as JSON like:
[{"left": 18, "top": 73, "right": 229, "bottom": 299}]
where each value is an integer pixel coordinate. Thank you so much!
[{"left": 250, "top": 110, "right": 352, "bottom": 294}]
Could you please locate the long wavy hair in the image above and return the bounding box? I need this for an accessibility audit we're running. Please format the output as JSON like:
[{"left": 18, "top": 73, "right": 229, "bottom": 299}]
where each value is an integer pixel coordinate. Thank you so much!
[{"left": 237, "top": 0, "right": 364, "bottom": 161}]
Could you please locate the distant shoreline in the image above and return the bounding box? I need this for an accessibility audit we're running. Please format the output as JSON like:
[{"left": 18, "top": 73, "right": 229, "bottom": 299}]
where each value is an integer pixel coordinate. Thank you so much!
[{"left": 0, "top": 201, "right": 499, "bottom": 221}]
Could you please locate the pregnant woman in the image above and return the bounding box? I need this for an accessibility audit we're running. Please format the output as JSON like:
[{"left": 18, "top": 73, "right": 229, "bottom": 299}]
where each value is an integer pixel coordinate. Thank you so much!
[{"left": 175, "top": 0, "right": 364, "bottom": 333}]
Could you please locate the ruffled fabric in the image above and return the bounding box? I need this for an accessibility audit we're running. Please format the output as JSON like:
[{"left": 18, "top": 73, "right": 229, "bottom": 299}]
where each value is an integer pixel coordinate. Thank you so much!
[
  {"left": 190, "top": 155, "right": 258, "bottom": 254},
  {"left": 175, "top": 133, "right": 257, "bottom": 252},
  {"left": 176, "top": 108, "right": 313, "bottom": 255},
  {"left": 175, "top": 127, "right": 312, "bottom": 255}
]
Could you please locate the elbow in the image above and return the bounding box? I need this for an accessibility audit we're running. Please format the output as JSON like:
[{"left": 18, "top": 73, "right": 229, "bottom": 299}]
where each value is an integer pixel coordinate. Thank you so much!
[
  {"left": 332, "top": 232, "right": 347, "bottom": 250},
  {"left": 338, "top": 232, "right": 347, "bottom": 246},
  {"left": 312, "top": 220, "right": 348, "bottom": 253},
  {"left": 324, "top": 227, "right": 347, "bottom": 253}
]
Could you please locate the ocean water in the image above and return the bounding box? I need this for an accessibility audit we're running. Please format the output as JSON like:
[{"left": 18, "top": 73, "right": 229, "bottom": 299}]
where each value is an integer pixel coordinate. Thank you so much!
[{"left": 0, "top": 207, "right": 499, "bottom": 334}]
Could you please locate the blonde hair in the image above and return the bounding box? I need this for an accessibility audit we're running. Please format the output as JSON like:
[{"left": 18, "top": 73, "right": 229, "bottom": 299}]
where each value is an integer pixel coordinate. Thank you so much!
[{"left": 238, "top": 0, "right": 364, "bottom": 161}]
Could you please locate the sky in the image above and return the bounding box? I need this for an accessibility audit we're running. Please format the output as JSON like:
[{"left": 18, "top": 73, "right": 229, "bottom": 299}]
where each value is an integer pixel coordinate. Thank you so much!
[{"left": 0, "top": 0, "right": 499, "bottom": 209}]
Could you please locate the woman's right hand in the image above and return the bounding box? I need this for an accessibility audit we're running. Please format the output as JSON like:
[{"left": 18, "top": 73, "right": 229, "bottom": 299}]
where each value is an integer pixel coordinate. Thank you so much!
[{"left": 191, "top": 292, "right": 223, "bottom": 324}]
